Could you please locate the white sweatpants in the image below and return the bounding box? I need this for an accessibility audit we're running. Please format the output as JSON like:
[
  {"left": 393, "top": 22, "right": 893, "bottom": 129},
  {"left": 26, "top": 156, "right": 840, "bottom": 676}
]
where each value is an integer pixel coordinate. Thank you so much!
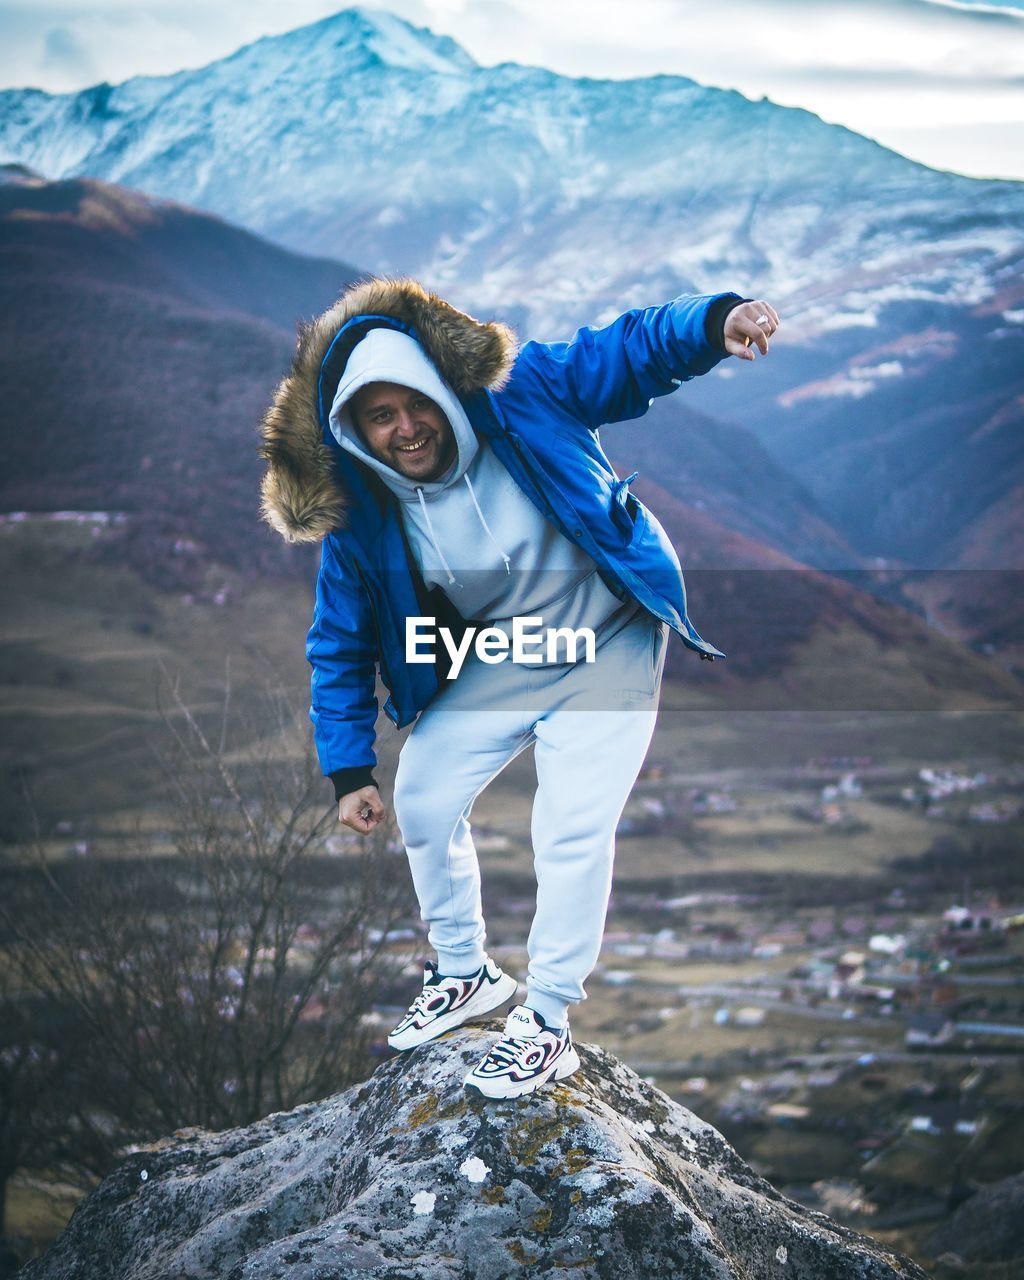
[{"left": 393, "top": 606, "right": 667, "bottom": 1028}]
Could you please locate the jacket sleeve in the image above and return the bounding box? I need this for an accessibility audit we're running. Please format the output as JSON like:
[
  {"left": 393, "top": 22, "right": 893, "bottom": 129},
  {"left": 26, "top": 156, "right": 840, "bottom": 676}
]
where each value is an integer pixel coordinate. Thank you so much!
[
  {"left": 516, "top": 291, "right": 745, "bottom": 430},
  {"left": 306, "top": 534, "right": 380, "bottom": 797}
]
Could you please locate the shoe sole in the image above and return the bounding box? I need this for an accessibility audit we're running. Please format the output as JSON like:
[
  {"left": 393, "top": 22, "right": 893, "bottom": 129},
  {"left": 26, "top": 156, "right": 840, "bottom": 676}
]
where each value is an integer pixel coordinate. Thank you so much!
[
  {"left": 387, "top": 970, "right": 520, "bottom": 1051},
  {"left": 464, "top": 1045, "right": 581, "bottom": 1100}
]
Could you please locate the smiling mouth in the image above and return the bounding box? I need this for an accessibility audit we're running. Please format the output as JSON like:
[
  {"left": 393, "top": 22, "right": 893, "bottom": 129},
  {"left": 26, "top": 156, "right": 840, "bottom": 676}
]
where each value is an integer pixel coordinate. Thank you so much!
[{"left": 396, "top": 438, "right": 431, "bottom": 455}]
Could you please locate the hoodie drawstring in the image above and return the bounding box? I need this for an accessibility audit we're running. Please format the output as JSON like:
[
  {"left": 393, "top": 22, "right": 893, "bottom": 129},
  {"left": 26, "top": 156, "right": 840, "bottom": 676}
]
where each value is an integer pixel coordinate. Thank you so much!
[
  {"left": 416, "top": 486, "right": 459, "bottom": 586},
  {"left": 414, "top": 469, "right": 513, "bottom": 588},
  {"left": 463, "top": 472, "right": 512, "bottom": 574}
]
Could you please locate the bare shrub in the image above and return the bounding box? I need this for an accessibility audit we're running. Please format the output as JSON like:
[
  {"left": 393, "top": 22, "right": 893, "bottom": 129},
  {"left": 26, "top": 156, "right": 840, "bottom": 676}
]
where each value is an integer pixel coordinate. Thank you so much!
[{"left": 0, "top": 669, "right": 415, "bottom": 1204}]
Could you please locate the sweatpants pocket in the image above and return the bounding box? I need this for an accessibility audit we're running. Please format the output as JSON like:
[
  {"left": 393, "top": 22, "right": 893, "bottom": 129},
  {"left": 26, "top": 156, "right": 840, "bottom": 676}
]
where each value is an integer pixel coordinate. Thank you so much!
[{"left": 600, "top": 612, "right": 665, "bottom": 702}]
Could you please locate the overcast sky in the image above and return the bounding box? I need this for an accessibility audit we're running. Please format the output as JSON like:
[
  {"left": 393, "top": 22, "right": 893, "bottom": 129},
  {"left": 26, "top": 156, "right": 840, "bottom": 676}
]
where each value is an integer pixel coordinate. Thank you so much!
[{"left": 1, "top": 0, "right": 1022, "bottom": 180}]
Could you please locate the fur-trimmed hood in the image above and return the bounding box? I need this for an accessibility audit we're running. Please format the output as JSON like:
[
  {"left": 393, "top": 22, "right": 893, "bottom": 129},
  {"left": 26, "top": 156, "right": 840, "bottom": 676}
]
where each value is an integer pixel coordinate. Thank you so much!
[{"left": 259, "top": 276, "right": 518, "bottom": 543}]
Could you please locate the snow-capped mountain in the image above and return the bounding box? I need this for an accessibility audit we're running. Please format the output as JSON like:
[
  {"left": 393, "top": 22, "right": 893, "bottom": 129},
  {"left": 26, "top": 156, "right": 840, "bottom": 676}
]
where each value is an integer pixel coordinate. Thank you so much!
[
  {"left": 1, "top": 7, "right": 1021, "bottom": 580},
  {"left": 2, "top": 7, "right": 1020, "bottom": 336}
]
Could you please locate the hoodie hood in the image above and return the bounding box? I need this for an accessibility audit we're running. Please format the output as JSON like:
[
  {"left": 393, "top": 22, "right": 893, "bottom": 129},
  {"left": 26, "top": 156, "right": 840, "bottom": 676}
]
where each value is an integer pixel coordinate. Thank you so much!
[
  {"left": 328, "top": 327, "right": 479, "bottom": 499},
  {"left": 259, "top": 276, "right": 517, "bottom": 543}
]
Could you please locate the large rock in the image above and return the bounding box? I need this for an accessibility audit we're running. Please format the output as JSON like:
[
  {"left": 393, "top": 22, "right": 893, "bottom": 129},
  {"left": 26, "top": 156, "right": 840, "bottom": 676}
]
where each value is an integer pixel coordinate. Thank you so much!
[
  {"left": 23, "top": 1021, "right": 928, "bottom": 1279},
  {"left": 927, "top": 1171, "right": 1024, "bottom": 1267}
]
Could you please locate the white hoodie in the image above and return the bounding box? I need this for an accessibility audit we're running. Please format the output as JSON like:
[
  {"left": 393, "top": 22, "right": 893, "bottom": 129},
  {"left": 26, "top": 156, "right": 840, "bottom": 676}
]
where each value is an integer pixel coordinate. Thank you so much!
[{"left": 328, "top": 328, "right": 630, "bottom": 639}]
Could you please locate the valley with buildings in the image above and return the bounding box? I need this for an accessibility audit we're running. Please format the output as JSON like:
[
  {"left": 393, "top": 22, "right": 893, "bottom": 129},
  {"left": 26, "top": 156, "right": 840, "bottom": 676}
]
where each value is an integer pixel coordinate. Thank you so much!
[{"left": 352, "top": 704, "right": 1024, "bottom": 1275}]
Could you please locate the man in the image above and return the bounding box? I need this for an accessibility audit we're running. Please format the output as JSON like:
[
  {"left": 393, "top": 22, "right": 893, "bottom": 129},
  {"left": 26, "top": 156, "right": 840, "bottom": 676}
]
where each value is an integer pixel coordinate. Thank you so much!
[{"left": 259, "top": 276, "right": 778, "bottom": 1099}]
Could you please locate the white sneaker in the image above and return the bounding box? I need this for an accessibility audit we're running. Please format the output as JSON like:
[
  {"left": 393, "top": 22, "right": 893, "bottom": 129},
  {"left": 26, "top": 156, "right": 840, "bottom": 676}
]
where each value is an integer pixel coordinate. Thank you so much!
[
  {"left": 387, "top": 957, "right": 519, "bottom": 1051},
  {"left": 464, "top": 1004, "right": 581, "bottom": 1099}
]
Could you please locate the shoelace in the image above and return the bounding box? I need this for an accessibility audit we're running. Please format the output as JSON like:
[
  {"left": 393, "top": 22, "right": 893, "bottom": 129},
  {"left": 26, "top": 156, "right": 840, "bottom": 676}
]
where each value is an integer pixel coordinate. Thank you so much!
[
  {"left": 409, "top": 987, "right": 437, "bottom": 1015},
  {"left": 408, "top": 972, "right": 462, "bottom": 1016},
  {"left": 486, "top": 1035, "right": 537, "bottom": 1068}
]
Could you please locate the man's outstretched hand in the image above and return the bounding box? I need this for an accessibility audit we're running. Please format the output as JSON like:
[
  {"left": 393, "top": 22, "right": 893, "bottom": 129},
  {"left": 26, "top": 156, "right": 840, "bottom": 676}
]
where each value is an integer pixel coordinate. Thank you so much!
[
  {"left": 339, "top": 785, "right": 386, "bottom": 833},
  {"left": 723, "top": 300, "right": 781, "bottom": 362}
]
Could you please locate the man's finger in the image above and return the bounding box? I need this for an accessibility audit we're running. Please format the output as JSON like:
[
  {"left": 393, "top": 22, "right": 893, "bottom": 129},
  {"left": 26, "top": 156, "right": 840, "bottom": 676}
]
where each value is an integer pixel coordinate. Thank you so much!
[
  {"left": 737, "top": 301, "right": 779, "bottom": 342},
  {"left": 363, "top": 793, "right": 386, "bottom": 823},
  {"left": 747, "top": 300, "right": 779, "bottom": 333},
  {"left": 339, "top": 802, "right": 385, "bottom": 833},
  {"left": 737, "top": 319, "right": 770, "bottom": 355}
]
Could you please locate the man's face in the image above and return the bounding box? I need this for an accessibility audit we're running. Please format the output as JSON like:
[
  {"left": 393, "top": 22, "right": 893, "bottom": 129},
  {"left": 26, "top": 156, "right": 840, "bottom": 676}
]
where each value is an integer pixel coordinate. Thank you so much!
[{"left": 349, "top": 381, "right": 456, "bottom": 481}]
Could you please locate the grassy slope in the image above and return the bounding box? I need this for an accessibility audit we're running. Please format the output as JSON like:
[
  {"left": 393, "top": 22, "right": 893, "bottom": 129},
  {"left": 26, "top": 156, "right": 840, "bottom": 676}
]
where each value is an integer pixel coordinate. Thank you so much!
[{"left": 3, "top": 518, "right": 1020, "bottom": 844}]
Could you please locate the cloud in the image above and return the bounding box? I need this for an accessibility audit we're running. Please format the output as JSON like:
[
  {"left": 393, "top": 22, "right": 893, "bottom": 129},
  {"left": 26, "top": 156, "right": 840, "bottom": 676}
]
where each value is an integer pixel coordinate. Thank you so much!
[
  {"left": 0, "top": 1, "right": 341, "bottom": 91},
  {"left": 39, "top": 25, "right": 97, "bottom": 81},
  {"left": 776, "top": 66, "right": 1024, "bottom": 90},
  {"left": 883, "top": 117, "right": 1024, "bottom": 177},
  {"left": 922, "top": 0, "right": 1024, "bottom": 19}
]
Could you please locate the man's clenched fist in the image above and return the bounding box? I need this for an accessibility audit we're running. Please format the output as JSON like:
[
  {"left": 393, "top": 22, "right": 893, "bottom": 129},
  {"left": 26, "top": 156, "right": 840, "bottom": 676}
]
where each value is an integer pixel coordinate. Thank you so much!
[
  {"left": 723, "top": 300, "right": 780, "bottom": 361},
  {"left": 338, "top": 785, "right": 386, "bottom": 833}
]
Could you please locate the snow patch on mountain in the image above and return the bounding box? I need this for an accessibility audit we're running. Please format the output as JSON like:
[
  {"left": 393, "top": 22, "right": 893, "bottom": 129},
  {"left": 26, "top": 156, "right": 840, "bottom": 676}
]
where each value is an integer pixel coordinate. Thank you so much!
[{"left": 0, "top": 5, "right": 1021, "bottom": 334}]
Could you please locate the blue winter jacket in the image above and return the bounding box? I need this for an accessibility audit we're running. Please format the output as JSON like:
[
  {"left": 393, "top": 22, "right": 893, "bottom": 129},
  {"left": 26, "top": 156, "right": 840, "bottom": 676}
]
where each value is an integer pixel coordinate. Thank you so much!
[{"left": 258, "top": 277, "right": 740, "bottom": 796}]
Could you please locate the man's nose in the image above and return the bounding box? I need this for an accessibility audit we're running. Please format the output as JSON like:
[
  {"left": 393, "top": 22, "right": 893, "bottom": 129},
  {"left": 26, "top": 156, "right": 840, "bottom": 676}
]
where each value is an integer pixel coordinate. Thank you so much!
[{"left": 394, "top": 410, "right": 418, "bottom": 436}]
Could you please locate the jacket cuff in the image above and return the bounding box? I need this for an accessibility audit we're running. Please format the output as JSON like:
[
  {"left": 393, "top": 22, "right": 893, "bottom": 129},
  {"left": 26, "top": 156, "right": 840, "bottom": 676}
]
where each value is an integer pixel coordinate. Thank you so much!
[
  {"left": 705, "top": 294, "right": 752, "bottom": 351},
  {"left": 330, "top": 766, "right": 380, "bottom": 802}
]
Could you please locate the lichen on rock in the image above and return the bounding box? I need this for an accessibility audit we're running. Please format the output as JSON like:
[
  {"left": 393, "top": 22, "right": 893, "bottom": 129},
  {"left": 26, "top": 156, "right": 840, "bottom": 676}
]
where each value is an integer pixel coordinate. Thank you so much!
[{"left": 22, "top": 1020, "right": 930, "bottom": 1279}]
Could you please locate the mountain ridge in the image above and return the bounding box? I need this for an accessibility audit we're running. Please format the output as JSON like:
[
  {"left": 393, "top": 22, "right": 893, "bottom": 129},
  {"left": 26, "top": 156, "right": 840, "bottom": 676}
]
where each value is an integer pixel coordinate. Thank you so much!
[
  {"left": 3, "top": 3, "right": 1020, "bottom": 341},
  {"left": 0, "top": 169, "right": 858, "bottom": 579},
  {"left": 2, "top": 3, "right": 1020, "bottom": 621},
  {"left": 2, "top": 10, "right": 1019, "bottom": 559},
  {"left": 5, "top": 170, "right": 1015, "bottom": 703}
]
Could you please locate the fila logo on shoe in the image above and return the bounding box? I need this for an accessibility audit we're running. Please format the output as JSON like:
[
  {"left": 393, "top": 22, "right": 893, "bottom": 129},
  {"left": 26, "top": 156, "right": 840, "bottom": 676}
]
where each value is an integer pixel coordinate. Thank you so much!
[{"left": 509, "top": 1008, "right": 539, "bottom": 1033}]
